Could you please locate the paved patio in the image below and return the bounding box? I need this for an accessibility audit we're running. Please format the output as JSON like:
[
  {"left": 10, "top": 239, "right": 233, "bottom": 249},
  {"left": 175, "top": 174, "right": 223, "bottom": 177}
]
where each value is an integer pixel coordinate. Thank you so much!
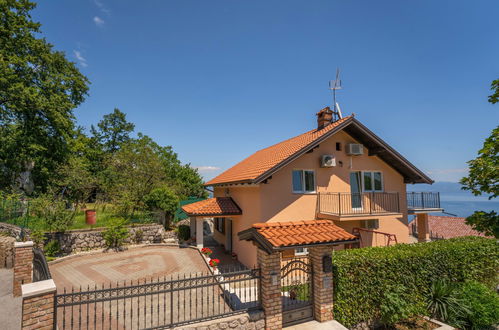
[
  {"left": 0, "top": 268, "right": 21, "bottom": 329},
  {"left": 50, "top": 245, "right": 210, "bottom": 292}
]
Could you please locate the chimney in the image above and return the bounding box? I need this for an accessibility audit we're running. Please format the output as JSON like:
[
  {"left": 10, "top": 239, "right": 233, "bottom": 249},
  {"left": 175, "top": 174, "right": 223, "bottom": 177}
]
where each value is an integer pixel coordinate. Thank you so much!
[{"left": 316, "top": 107, "right": 333, "bottom": 129}]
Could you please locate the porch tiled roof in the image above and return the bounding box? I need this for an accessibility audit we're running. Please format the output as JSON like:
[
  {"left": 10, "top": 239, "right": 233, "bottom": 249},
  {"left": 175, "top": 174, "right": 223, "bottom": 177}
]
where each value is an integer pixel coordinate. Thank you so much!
[
  {"left": 411, "top": 215, "right": 489, "bottom": 239},
  {"left": 252, "top": 220, "right": 357, "bottom": 248},
  {"left": 181, "top": 197, "right": 242, "bottom": 217},
  {"left": 205, "top": 115, "right": 353, "bottom": 186}
]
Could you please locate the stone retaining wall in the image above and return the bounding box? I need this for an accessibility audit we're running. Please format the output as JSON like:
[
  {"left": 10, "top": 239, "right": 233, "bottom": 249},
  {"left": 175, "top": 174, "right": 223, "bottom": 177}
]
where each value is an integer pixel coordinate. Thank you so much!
[
  {"left": 173, "top": 310, "right": 265, "bottom": 330},
  {"left": 0, "top": 235, "right": 15, "bottom": 268},
  {"left": 0, "top": 222, "right": 26, "bottom": 240},
  {"left": 47, "top": 224, "right": 178, "bottom": 254}
]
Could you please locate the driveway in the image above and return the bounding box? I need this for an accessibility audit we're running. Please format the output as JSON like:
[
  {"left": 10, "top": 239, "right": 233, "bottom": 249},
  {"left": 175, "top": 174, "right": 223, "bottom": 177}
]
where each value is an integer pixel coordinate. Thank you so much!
[{"left": 50, "top": 245, "right": 209, "bottom": 292}]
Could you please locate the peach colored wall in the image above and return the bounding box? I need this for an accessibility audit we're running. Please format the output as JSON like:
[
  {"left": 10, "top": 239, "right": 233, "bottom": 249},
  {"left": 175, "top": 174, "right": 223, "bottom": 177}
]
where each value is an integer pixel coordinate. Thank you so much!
[
  {"left": 213, "top": 129, "right": 410, "bottom": 267},
  {"left": 213, "top": 186, "right": 261, "bottom": 267}
]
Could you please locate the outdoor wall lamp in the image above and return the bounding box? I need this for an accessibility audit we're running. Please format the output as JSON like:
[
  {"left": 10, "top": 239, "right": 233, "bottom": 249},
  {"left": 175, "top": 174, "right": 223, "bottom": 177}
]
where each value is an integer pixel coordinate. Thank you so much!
[{"left": 323, "top": 255, "right": 332, "bottom": 273}]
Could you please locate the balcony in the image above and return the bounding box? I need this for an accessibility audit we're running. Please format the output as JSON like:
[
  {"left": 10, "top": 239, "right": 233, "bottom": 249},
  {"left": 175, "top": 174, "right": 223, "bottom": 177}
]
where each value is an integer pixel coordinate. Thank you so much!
[
  {"left": 406, "top": 192, "right": 443, "bottom": 214},
  {"left": 318, "top": 192, "right": 401, "bottom": 219}
]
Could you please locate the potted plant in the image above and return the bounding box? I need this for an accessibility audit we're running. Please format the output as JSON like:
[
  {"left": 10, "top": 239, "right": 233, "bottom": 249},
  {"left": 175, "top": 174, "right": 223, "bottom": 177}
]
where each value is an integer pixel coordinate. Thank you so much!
[
  {"left": 201, "top": 247, "right": 213, "bottom": 257},
  {"left": 209, "top": 258, "right": 220, "bottom": 269}
]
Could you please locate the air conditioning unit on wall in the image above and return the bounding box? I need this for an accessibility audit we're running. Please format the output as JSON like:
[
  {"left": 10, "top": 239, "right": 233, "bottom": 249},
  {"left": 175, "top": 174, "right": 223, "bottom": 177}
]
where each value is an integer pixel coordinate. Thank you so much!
[
  {"left": 321, "top": 154, "right": 336, "bottom": 167},
  {"left": 347, "top": 143, "right": 364, "bottom": 156}
]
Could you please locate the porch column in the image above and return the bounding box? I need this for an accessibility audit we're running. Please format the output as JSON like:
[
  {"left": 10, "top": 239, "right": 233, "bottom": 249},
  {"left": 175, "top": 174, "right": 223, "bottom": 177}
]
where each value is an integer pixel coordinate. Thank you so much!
[
  {"left": 189, "top": 217, "right": 196, "bottom": 240},
  {"left": 416, "top": 213, "right": 430, "bottom": 242},
  {"left": 309, "top": 245, "right": 335, "bottom": 322},
  {"left": 257, "top": 248, "right": 282, "bottom": 330},
  {"left": 196, "top": 217, "right": 204, "bottom": 249}
]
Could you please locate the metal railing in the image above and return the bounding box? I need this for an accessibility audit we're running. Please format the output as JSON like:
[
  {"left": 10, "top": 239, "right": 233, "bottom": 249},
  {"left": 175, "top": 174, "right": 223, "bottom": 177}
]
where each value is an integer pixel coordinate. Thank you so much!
[
  {"left": 32, "top": 247, "right": 51, "bottom": 282},
  {"left": 318, "top": 192, "right": 400, "bottom": 216},
  {"left": 54, "top": 265, "right": 261, "bottom": 329},
  {"left": 406, "top": 192, "right": 441, "bottom": 210}
]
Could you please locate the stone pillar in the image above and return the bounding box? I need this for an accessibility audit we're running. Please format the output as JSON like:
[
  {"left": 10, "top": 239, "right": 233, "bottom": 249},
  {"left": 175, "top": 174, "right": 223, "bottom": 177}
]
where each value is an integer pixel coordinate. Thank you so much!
[
  {"left": 257, "top": 248, "right": 282, "bottom": 330},
  {"left": 13, "top": 241, "right": 33, "bottom": 297},
  {"left": 416, "top": 213, "right": 430, "bottom": 242},
  {"left": 196, "top": 217, "right": 204, "bottom": 249},
  {"left": 309, "top": 245, "right": 335, "bottom": 322},
  {"left": 21, "top": 279, "right": 57, "bottom": 330}
]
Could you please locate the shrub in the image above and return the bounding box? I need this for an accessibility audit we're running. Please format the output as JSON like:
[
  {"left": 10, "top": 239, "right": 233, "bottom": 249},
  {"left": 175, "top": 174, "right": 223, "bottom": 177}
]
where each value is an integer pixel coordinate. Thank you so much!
[
  {"left": 452, "top": 281, "right": 499, "bottom": 329},
  {"left": 30, "top": 230, "right": 46, "bottom": 248},
  {"left": 102, "top": 219, "right": 130, "bottom": 250},
  {"left": 332, "top": 236, "right": 498, "bottom": 327},
  {"left": 44, "top": 240, "right": 61, "bottom": 257},
  {"left": 379, "top": 284, "right": 415, "bottom": 326},
  {"left": 133, "top": 229, "right": 143, "bottom": 244},
  {"left": 425, "top": 279, "right": 467, "bottom": 323},
  {"left": 176, "top": 225, "right": 190, "bottom": 241}
]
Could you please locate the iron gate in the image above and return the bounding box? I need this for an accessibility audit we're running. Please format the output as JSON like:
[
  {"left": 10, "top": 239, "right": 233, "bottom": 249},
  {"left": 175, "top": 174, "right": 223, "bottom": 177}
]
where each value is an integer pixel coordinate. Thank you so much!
[
  {"left": 280, "top": 257, "right": 313, "bottom": 326},
  {"left": 32, "top": 247, "right": 51, "bottom": 282}
]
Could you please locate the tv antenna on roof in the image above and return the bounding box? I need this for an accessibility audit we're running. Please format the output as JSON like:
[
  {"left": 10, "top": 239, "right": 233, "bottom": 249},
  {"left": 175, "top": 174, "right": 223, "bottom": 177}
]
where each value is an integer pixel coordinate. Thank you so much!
[{"left": 329, "top": 68, "right": 343, "bottom": 122}]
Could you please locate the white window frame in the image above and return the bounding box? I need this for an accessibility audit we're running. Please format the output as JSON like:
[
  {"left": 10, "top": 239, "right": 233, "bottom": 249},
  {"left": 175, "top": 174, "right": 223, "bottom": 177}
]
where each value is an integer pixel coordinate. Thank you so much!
[
  {"left": 361, "top": 171, "right": 384, "bottom": 192},
  {"left": 292, "top": 169, "right": 316, "bottom": 194},
  {"left": 295, "top": 247, "right": 309, "bottom": 256}
]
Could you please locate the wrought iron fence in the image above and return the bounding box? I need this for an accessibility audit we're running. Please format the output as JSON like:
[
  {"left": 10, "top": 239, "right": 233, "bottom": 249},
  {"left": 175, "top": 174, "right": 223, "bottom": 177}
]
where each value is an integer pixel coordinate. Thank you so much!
[
  {"left": 54, "top": 265, "right": 261, "bottom": 329},
  {"left": 0, "top": 199, "right": 30, "bottom": 225},
  {"left": 318, "top": 192, "right": 400, "bottom": 216},
  {"left": 406, "top": 192, "right": 441, "bottom": 210}
]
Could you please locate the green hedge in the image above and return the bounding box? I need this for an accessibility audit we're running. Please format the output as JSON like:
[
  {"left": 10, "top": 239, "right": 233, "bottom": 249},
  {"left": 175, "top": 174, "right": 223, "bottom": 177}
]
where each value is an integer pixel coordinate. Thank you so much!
[{"left": 332, "top": 236, "right": 499, "bottom": 327}]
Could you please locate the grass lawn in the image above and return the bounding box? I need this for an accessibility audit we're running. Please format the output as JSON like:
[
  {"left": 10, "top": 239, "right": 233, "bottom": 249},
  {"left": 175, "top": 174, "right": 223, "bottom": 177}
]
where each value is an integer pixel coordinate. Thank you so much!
[{"left": 1, "top": 203, "right": 156, "bottom": 232}]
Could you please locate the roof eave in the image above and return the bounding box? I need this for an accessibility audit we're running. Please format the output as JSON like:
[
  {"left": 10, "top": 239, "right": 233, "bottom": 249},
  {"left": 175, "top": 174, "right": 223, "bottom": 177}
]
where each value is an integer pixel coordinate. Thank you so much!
[{"left": 253, "top": 117, "right": 355, "bottom": 184}]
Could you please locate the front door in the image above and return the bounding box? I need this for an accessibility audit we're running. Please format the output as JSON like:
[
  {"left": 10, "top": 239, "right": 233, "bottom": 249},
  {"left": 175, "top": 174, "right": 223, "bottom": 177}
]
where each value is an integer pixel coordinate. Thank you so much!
[
  {"left": 350, "top": 171, "right": 362, "bottom": 209},
  {"left": 281, "top": 257, "right": 313, "bottom": 326}
]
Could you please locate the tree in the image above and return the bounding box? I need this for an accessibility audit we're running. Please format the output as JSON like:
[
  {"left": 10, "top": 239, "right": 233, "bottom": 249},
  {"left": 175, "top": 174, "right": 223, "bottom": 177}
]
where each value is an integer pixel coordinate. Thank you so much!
[
  {"left": 91, "top": 108, "right": 135, "bottom": 153},
  {"left": 488, "top": 79, "right": 499, "bottom": 104},
  {"left": 460, "top": 79, "right": 499, "bottom": 238},
  {"left": 144, "top": 187, "right": 179, "bottom": 228},
  {"left": 0, "top": 0, "right": 89, "bottom": 193},
  {"left": 103, "top": 134, "right": 166, "bottom": 216}
]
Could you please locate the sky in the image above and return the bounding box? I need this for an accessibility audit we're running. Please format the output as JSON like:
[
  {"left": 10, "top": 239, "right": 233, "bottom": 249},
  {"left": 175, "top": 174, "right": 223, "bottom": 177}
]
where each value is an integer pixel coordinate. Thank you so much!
[{"left": 32, "top": 0, "right": 499, "bottom": 183}]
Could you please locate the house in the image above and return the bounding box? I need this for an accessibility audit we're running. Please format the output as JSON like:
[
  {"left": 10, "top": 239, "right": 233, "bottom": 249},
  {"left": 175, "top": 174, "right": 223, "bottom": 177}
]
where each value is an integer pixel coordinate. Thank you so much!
[
  {"left": 183, "top": 107, "right": 441, "bottom": 267},
  {"left": 409, "top": 215, "right": 488, "bottom": 240}
]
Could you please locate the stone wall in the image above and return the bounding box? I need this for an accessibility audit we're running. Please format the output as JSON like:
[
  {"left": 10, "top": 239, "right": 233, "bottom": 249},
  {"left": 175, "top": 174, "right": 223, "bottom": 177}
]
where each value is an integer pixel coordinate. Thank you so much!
[
  {"left": 0, "top": 235, "right": 15, "bottom": 268},
  {"left": 47, "top": 224, "right": 178, "bottom": 254},
  {"left": 0, "top": 222, "right": 27, "bottom": 240},
  {"left": 174, "top": 310, "right": 265, "bottom": 330}
]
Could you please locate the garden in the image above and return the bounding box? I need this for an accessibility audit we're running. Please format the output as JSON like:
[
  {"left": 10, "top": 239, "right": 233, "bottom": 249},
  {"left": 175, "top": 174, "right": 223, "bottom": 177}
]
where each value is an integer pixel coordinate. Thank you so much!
[{"left": 332, "top": 236, "right": 499, "bottom": 329}]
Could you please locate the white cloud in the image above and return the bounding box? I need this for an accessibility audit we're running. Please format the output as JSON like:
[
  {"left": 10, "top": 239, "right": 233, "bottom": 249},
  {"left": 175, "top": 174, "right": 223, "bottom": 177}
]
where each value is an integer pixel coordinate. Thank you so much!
[
  {"left": 73, "top": 50, "right": 87, "bottom": 67},
  {"left": 94, "top": 0, "right": 110, "bottom": 14},
  {"left": 426, "top": 168, "right": 468, "bottom": 182},
  {"left": 195, "top": 166, "right": 221, "bottom": 172},
  {"left": 93, "top": 16, "right": 105, "bottom": 27}
]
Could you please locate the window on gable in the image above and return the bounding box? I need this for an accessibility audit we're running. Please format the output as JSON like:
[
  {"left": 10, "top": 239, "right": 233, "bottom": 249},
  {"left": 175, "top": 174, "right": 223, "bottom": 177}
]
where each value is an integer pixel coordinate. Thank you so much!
[
  {"left": 363, "top": 171, "right": 383, "bottom": 192},
  {"left": 292, "top": 170, "right": 316, "bottom": 193}
]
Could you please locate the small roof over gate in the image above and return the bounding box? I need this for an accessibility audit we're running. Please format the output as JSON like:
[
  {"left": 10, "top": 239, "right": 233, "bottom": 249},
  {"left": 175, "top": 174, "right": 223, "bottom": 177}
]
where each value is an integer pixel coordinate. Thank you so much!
[
  {"left": 238, "top": 220, "right": 358, "bottom": 253},
  {"left": 181, "top": 197, "right": 242, "bottom": 217}
]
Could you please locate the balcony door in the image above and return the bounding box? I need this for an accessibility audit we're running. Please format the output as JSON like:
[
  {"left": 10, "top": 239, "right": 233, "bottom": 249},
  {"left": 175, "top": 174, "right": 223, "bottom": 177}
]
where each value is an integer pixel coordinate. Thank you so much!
[{"left": 350, "top": 171, "right": 362, "bottom": 209}]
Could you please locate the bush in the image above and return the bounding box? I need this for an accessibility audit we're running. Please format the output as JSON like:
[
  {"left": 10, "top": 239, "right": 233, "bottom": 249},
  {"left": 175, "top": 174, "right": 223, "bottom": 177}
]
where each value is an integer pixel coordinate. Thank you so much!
[
  {"left": 452, "top": 281, "right": 499, "bottom": 329},
  {"left": 44, "top": 239, "right": 61, "bottom": 257},
  {"left": 176, "top": 225, "right": 190, "bottom": 241},
  {"left": 425, "top": 279, "right": 467, "bottom": 323},
  {"left": 30, "top": 230, "right": 46, "bottom": 249},
  {"left": 102, "top": 219, "right": 130, "bottom": 250},
  {"left": 379, "top": 284, "right": 416, "bottom": 326},
  {"left": 332, "top": 236, "right": 498, "bottom": 327}
]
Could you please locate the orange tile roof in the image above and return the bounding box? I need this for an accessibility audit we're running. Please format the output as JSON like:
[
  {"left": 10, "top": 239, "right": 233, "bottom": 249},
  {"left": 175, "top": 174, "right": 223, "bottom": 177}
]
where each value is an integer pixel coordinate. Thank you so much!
[
  {"left": 252, "top": 220, "right": 357, "bottom": 248},
  {"left": 410, "top": 215, "right": 489, "bottom": 239},
  {"left": 181, "top": 197, "right": 242, "bottom": 216},
  {"left": 205, "top": 115, "right": 353, "bottom": 186}
]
